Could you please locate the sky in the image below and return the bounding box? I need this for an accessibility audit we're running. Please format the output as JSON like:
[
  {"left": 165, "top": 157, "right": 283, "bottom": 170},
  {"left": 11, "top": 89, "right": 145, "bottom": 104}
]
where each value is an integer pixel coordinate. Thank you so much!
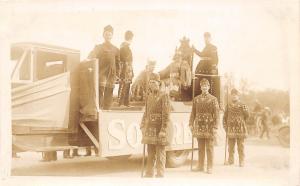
[{"left": 1, "top": 0, "right": 295, "bottom": 91}]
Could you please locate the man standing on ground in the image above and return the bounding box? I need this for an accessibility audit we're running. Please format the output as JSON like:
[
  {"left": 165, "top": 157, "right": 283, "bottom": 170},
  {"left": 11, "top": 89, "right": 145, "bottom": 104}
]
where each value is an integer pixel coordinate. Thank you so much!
[
  {"left": 189, "top": 78, "right": 219, "bottom": 174},
  {"left": 140, "top": 73, "right": 171, "bottom": 178},
  {"left": 260, "top": 107, "right": 271, "bottom": 139},
  {"left": 88, "top": 25, "right": 120, "bottom": 110},
  {"left": 118, "top": 30, "right": 134, "bottom": 107},
  {"left": 223, "top": 88, "right": 249, "bottom": 167}
]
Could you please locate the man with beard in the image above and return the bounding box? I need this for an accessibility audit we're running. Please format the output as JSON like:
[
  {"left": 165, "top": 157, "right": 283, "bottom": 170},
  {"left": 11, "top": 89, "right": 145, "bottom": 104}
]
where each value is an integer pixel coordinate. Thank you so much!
[
  {"left": 223, "top": 89, "right": 249, "bottom": 167},
  {"left": 189, "top": 78, "right": 219, "bottom": 174},
  {"left": 88, "top": 25, "right": 120, "bottom": 110},
  {"left": 140, "top": 73, "right": 171, "bottom": 178}
]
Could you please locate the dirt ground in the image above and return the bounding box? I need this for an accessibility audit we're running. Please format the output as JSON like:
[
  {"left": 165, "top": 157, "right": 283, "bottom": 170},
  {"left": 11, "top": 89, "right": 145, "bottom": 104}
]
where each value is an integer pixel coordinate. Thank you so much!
[{"left": 9, "top": 137, "right": 289, "bottom": 186}]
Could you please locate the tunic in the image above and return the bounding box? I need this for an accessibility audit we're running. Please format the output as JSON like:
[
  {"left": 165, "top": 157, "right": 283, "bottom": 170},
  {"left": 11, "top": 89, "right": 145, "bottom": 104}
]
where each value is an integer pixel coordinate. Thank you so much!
[
  {"left": 223, "top": 101, "right": 249, "bottom": 138},
  {"left": 189, "top": 93, "right": 219, "bottom": 138},
  {"left": 88, "top": 42, "right": 120, "bottom": 88},
  {"left": 140, "top": 93, "right": 171, "bottom": 145}
]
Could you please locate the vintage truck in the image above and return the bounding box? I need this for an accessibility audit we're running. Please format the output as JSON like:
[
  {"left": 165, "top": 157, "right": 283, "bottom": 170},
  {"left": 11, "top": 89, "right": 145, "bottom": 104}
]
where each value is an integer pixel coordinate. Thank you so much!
[{"left": 11, "top": 42, "right": 228, "bottom": 167}]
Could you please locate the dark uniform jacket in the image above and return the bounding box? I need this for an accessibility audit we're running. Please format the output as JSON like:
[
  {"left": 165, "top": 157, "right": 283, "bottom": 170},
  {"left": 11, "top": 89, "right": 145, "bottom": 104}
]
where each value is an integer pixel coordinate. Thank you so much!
[
  {"left": 131, "top": 69, "right": 151, "bottom": 101},
  {"left": 189, "top": 93, "right": 219, "bottom": 138},
  {"left": 140, "top": 92, "right": 171, "bottom": 145},
  {"left": 88, "top": 42, "right": 120, "bottom": 88},
  {"left": 223, "top": 101, "right": 249, "bottom": 138},
  {"left": 119, "top": 41, "right": 133, "bottom": 82},
  {"left": 195, "top": 43, "right": 218, "bottom": 74}
]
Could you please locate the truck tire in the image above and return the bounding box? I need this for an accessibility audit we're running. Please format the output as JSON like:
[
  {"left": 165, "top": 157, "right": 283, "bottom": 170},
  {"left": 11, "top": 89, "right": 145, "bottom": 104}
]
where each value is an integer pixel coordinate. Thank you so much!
[
  {"left": 166, "top": 150, "right": 189, "bottom": 168},
  {"left": 106, "top": 155, "right": 132, "bottom": 161},
  {"left": 278, "top": 126, "right": 290, "bottom": 148}
]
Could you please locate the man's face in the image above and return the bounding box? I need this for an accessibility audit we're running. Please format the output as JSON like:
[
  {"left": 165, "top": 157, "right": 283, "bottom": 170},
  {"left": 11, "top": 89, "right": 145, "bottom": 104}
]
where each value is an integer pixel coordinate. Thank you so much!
[
  {"left": 103, "top": 31, "right": 113, "bottom": 42},
  {"left": 127, "top": 38, "right": 133, "bottom": 44},
  {"left": 147, "top": 65, "right": 155, "bottom": 73},
  {"left": 149, "top": 80, "right": 160, "bottom": 92},
  {"left": 231, "top": 94, "right": 239, "bottom": 102},
  {"left": 200, "top": 84, "right": 210, "bottom": 93},
  {"left": 204, "top": 36, "right": 211, "bottom": 44}
]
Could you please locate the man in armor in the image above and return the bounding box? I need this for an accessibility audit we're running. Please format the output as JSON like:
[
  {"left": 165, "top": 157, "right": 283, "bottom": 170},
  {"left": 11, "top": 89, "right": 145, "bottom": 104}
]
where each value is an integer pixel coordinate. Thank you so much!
[
  {"left": 118, "top": 30, "right": 134, "bottom": 107},
  {"left": 189, "top": 78, "right": 219, "bottom": 174},
  {"left": 178, "top": 36, "right": 193, "bottom": 69},
  {"left": 140, "top": 73, "right": 171, "bottom": 178},
  {"left": 193, "top": 32, "right": 219, "bottom": 75},
  {"left": 88, "top": 25, "right": 120, "bottom": 110},
  {"left": 223, "top": 88, "right": 249, "bottom": 167}
]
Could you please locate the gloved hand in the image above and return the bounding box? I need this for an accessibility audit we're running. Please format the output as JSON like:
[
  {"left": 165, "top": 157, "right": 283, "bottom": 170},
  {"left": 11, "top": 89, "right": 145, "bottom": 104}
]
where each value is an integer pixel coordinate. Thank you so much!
[
  {"left": 158, "top": 131, "right": 166, "bottom": 138},
  {"left": 189, "top": 125, "right": 193, "bottom": 131},
  {"left": 223, "top": 127, "right": 228, "bottom": 133},
  {"left": 141, "top": 127, "right": 146, "bottom": 135},
  {"left": 213, "top": 127, "right": 218, "bottom": 136}
]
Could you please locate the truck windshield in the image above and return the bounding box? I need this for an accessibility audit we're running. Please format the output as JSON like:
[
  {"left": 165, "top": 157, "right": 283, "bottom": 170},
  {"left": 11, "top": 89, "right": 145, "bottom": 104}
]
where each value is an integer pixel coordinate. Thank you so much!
[{"left": 11, "top": 46, "right": 31, "bottom": 81}]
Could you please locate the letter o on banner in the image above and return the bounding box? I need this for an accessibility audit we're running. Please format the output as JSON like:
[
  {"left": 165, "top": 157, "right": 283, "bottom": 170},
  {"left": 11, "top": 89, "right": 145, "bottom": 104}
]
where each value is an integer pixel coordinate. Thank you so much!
[{"left": 127, "top": 122, "right": 142, "bottom": 149}]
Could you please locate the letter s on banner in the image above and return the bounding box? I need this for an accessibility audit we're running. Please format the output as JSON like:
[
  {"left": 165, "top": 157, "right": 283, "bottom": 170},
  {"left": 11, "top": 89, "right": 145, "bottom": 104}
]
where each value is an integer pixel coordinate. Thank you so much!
[{"left": 108, "top": 119, "right": 126, "bottom": 150}]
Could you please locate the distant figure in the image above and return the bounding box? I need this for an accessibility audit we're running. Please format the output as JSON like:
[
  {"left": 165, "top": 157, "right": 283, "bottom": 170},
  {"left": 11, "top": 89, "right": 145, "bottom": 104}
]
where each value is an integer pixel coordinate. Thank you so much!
[
  {"left": 253, "top": 100, "right": 263, "bottom": 113},
  {"left": 131, "top": 60, "right": 156, "bottom": 102},
  {"left": 189, "top": 78, "right": 219, "bottom": 174},
  {"left": 253, "top": 100, "right": 263, "bottom": 135},
  {"left": 193, "top": 32, "right": 219, "bottom": 75},
  {"left": 118, "top": 30, "right": 134, "bottom": 107},
  {"left": 260, "top": 107, "right": 271, "bottom": 139},
  {"left": 140, "top": 73, "right": 171, "bottom": 178},
  {"left": 223, "top": 89, "right": 249, "bottom": 167},
  {"left": 88, "top": 25, "right": 120, "bottom": 110}
]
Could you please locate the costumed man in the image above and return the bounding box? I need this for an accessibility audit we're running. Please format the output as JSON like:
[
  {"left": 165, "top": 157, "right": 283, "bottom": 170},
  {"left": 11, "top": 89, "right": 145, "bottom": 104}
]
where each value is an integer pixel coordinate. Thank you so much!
[
  {"left": 131, "top": 59, "right": 156, "bottom": 102},
  {"left": 189, "top": 78, "right": 219, "bottom": 174},
  {"left": 223, "top": 88, "right": 249, "bottom": 167},
  {"left": 260, "top": 107, "right": 271, "bottom": 139},
  {"left": 193, "top": 32, "right": 219, "bottom": 75},
  {"left": 118, "top": 30, "right": 134, "bottom": 107},
  {"left": 140, "top": 73, "right": 171, "bottom": 178},
  {"left": 178, "top": 36, "right": 193, "bottom": 69},
  {"left": 88, "top": 25, "right": 120, "bottom": 110}
]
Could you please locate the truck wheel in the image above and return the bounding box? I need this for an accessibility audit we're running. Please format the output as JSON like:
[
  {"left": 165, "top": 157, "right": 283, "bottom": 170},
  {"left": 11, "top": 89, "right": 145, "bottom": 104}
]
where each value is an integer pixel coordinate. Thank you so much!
[
  {"left": 106, "top": 155, "right": 132, "bottom": 161},
  {"left": 166, "top": 150, "right": 189, "bottom": 168},
  {"left": 278, "top": 126, "right": 290, "bottom": 148}
]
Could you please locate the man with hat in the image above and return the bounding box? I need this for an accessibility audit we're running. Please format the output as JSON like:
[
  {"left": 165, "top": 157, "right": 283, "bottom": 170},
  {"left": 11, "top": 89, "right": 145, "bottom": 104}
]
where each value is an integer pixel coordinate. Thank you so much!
[
  {"left": 131, "top": 59, "right": 156, "bottom": 101},
  {"left": 118, "top": 30, "right": 134, "bottom": 107},
  {"left": 88, "top": 25, "right": 120, "bottom": 110},
  {"left": 223, "top": 88, "right": 249, "bottom": 167},
  {"left": 189, "top": 78, "right": 219, "bottom": 174},
  {"left": 140, "top": 73, "right": 171, "bottom": 178},
  {"left": 193, "top": 32, "right": 219, "bottom": 75}
]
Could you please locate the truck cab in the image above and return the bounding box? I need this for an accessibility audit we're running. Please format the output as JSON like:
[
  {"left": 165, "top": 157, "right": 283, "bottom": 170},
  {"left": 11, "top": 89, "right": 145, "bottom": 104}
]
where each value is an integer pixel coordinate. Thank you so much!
[{"left": 11, "top": 42, "right": 80, "bottom": 155}]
